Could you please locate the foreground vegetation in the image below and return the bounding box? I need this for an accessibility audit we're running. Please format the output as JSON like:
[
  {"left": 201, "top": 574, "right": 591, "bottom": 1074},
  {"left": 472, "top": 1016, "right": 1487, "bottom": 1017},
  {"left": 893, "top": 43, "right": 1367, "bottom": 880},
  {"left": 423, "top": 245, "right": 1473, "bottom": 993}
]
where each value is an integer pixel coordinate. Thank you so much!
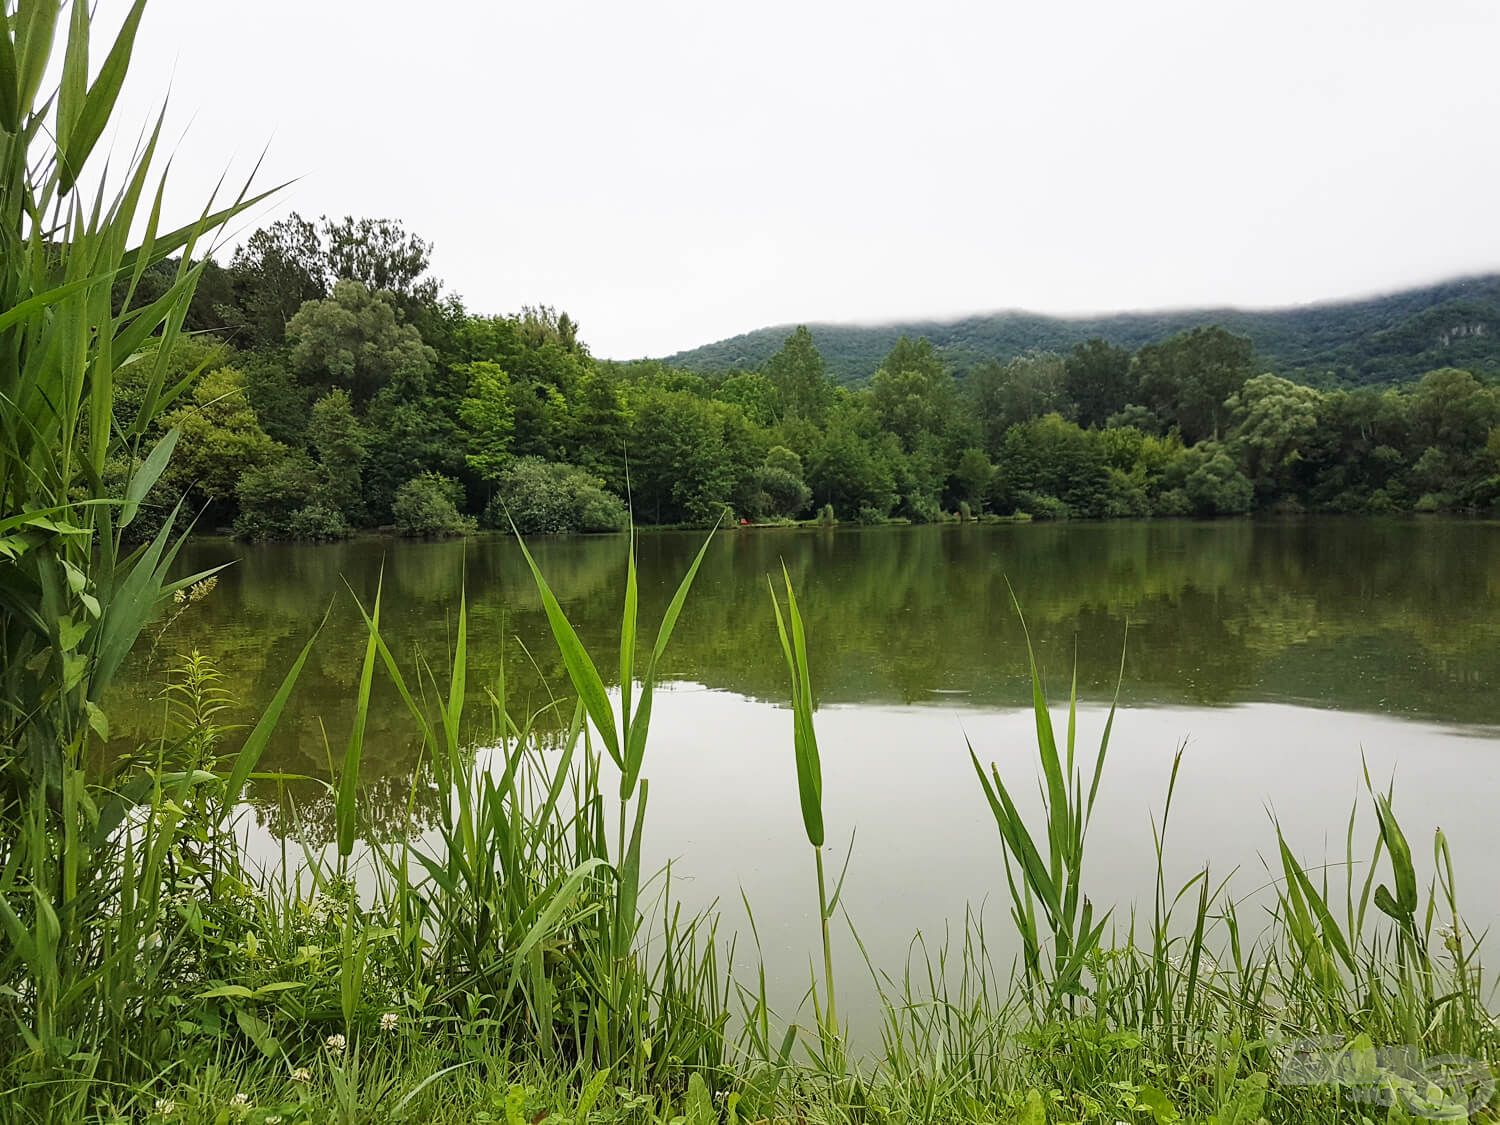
[
  {"left": 2, "top": 4, "right": 1496, "bottom": 1123},
  {"left": 4, "top": 546, "right": 1497, "bottom": 1124}
]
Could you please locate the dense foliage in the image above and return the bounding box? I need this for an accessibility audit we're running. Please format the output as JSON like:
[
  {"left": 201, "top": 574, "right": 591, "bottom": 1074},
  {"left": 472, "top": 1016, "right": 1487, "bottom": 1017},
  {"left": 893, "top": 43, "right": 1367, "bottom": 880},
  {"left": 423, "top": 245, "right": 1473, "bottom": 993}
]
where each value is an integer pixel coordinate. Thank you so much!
[{"left": 127, "top": 240, "right": 1500, "bottom": 538}]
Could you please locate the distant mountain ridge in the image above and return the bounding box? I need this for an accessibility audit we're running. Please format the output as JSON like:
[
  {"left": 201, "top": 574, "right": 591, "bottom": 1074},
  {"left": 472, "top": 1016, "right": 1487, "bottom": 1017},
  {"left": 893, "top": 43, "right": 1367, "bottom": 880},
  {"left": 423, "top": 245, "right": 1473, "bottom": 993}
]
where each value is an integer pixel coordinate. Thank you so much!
[{"left": 662, "top": 274, "right": 1500, "bottom": 387}]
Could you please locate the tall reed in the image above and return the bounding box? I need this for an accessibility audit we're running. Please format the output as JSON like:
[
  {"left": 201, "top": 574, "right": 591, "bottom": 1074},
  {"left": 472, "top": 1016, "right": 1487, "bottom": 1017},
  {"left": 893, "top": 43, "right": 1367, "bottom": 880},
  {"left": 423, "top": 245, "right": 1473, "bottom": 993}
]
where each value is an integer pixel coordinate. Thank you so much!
[
  {"left": 768, "top": 566, "right": 844, "bottom": 1047},
  {"left": 0, "top": 3, "right": 272, "bottom": 1110}
]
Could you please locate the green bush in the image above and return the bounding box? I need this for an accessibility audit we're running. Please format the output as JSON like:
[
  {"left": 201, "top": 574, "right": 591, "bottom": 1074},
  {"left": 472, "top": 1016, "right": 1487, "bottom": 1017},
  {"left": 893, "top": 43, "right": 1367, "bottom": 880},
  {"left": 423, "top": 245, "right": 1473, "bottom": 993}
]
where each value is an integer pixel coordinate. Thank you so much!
[
  {"left": 898, "top": 489, "right": 942, "bottom": 524},
  {"left": 392, "top": 472, "right": 476, "bottom": 537},
  {"left": 740, "top": 464, "right": 813, "bottom": 522},
  {"left": 1103, "top": 467, "right": 1151, "bottom": 517},
  {"left": 234, "top": 451, "right": 321, "bottom": 540},
  {"left": 576, "top": 486, "right": 631, "bottom": 533},
  {"left": 484, "top": 457, "right": 628, "bottom": 534},
  {"left": 286, "top": 502, "right": 352, "bottom": 541},
  {"left": 1178, "top": 444, "right": 1254, "bottom": 516},
  {"left": 1018, "top": 492, "right": 1071, "bottom": 520},
  {"left": 1154, "top": 487, "right": 1193, "bottom": 517}
]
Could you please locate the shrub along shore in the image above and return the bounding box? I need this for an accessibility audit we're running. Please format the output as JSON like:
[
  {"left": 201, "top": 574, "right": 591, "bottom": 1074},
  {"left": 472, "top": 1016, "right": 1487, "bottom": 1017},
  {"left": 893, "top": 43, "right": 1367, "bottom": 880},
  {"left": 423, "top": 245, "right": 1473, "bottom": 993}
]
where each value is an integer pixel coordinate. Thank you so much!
[{"left": 1, "top": 4, "right": 1495, "bottom": 1123}]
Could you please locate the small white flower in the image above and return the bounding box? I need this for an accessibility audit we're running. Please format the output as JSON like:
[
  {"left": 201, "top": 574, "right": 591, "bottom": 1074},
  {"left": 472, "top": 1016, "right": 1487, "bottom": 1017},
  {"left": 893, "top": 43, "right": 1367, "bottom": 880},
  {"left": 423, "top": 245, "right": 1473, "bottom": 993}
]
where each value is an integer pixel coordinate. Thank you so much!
[
  {"left": 266, "top": 1117, "right": 283, "bottom": 1125},
  {"left": 230, "top": 1092, "right": 250, "bottom": 1108},
  {"left": 290, "top": 1066, "right": 311, "bottom": 1083},
  {"left": 325, "top": 1032, "right": 346, "bottom": 1054},
  {"left": 379, "top": 1011, "right": 399, "bottom": 1032},
  {"left": 154, "top": 1098, "right": 176, "bottom": 1117}
]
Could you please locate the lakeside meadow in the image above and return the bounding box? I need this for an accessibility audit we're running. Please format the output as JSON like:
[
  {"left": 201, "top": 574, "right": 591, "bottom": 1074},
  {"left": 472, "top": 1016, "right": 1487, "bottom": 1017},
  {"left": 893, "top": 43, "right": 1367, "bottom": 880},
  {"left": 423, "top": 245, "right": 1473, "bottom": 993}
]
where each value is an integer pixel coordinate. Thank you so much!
[{"left": 3, "top": 4, "right": 1499, "bottom": 1124}]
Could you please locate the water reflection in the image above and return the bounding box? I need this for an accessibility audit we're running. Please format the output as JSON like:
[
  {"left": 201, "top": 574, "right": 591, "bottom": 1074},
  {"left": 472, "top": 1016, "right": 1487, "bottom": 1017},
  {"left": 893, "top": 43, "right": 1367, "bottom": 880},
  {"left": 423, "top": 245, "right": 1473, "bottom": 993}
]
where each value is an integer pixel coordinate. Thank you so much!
[
  {"left": 105, "top": 520, "right": 1500, "bottom": 1031},
  {"left": 108, "top": 518, "right": 1500, "bottom": 831}
]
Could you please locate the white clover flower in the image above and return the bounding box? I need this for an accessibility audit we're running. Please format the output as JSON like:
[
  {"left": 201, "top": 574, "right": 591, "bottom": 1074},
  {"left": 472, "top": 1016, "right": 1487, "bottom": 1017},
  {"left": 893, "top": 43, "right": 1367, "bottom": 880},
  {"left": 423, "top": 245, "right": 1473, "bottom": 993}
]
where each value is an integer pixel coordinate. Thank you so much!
[
  {"left": 230, "top": 1092, "right": 250, "bottom": 1108},
  {"left": 154, "top": 1098, "right": 176, "bottom": 1117},
  {"left": 379, "top": 1011, "right": 399, "bottom": 1032},
  {"left": 325, "top": 1032, "right": 346, "bottom": 1054},
  {"left": 290, "top": 1066, "right": 312, "bottom": 1083}
]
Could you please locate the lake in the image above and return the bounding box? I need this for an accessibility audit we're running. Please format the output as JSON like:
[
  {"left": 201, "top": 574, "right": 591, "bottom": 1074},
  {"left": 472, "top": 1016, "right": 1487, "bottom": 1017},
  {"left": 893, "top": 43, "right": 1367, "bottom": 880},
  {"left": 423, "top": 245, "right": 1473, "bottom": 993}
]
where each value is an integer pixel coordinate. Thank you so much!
[{"left": 112, "top": 518, "right": 1500, "bottom": 1030}]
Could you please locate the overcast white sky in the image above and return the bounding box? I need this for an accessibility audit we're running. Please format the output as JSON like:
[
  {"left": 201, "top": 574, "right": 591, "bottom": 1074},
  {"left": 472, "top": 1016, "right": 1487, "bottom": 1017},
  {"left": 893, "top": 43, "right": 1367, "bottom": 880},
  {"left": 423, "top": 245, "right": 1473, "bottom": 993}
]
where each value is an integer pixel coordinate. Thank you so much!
[{"left": 102, "top": 0, "right": 1500, "bottom": 358}]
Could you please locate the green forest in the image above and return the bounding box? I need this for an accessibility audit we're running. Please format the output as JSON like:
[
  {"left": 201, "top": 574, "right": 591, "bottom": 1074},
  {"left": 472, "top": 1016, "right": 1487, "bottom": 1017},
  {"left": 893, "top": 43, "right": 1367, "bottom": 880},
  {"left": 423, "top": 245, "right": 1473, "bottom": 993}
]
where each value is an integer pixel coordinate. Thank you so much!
[
  {"left": 125, "top": 214, "right": 1500, "bottom": 540},
  {"left": 667, "top": 273, "right": 1500, "bottom": 386}
]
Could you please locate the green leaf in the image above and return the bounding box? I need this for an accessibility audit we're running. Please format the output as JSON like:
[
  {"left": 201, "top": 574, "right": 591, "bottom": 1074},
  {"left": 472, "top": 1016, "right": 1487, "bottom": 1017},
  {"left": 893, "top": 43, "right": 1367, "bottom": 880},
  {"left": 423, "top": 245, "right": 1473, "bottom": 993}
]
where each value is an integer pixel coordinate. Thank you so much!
[
  {"left": 195, "top": 984, "right": 254, "bottom": 1000},
  {"left": 222, "top": 612, "right": 325, "bottom": 808},
  {"left": 1136, "top": 1086, "right": 1180, "bottom": 1124},
  {"left": 234, "top": 1007, "right": 281, "bottom": 1057},
  {"left": 685, "top": 1072, "right": 714, "bottom": 1125},
  {"left": 505, "top": 857, "right": 611, "bottom": 1001},
  {"left": 770, "top": 568, "right": 824, "bottom": 848},
  {"left": 84, "top": 700, "right": 108, "bottom": 741},
  {"left": 651, "top": 522, "right": 717, "bottom": 665},
  {"left": 339, "top": 574, "right": 383, "bottom": 857},
  {"left": 576, "top": 1068, "right": 611, "bottom": 1124},
  {"left": 1014, "top": 1087, "right": 1045, "bottom": 1125},
  {"left": 249, "top": 981, "right": 305, "bottom": 998},
  {"left": 14, "top": 0, "right": 58, "bottom": 114},
  {"left": 620, "top": 528, "right": 637, "bottom": 733},
  {"left": 0, "top": 8, "right": 19, "bottom": 134},
  {"left": 1215, "top": 1072, "right": 1268, "bottom": 1124},
  {"left": 59, "top": 0, "right": 147, "bottom": 192},
  {"left": 120, "top": 428, "right": 178, "bottom": 530},
  {"left": 514, "top": 530, "right": 620, "bottom": 768},
  {"left": 0, "top": 272, "right": 108, "bottom": 336}
]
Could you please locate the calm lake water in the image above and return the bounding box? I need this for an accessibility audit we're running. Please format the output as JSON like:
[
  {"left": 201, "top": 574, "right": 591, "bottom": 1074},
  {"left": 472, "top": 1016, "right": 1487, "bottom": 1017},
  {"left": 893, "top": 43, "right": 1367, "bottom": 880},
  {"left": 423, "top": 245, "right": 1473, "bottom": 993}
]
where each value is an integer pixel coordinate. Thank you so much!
[{"left": 112, "top": 519, "right": 1500, "bottom": 1027}]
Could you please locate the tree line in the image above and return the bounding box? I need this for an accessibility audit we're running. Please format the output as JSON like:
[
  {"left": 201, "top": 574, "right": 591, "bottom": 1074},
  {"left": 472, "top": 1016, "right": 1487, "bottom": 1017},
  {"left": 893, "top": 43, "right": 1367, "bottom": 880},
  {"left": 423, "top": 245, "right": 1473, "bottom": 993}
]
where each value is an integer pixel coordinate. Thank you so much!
[{"left": 120, "top": 213, "right": 1500, "bottom": 538}]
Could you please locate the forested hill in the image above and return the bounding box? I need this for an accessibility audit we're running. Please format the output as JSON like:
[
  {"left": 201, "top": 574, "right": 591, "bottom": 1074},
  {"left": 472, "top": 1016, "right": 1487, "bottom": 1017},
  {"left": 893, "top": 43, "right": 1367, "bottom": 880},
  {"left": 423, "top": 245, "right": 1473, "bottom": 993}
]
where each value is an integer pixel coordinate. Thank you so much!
[{"left": 663, "top": 274, "right": 1500, "bottom": 387}]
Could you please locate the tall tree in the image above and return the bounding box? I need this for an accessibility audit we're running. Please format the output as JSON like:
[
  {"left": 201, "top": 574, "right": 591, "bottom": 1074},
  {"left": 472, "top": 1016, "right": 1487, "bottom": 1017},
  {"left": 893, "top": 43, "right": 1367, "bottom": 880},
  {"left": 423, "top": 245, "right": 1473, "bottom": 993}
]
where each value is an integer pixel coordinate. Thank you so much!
[
  {"left": 967, "top": 352, "right": 1069, "bottom": 449},
  {"left": 308, "top": 388, "right": 369, "bottom": 522},
  {"left": 564, "top": 367, "right": 631, "bottom": 490},
  {"left": 1134, "top": 326, "right": 1254, "bottom": 443},
  {"left": 227, "top": 212, "right": 327, "bottom": 345},
  {"left": 458, "top": 362, "right": 517, "bottom": 485},
  {"left": 1226, "top": 374, "right": 1322, "bottom": 501},
  {"left": 1064, "top": 339, "right": 1135, "bottom": 428},
  {"left": 159, "top": 367, "right": 280, "bottom": 523},
  {"left": 764, "top": 326, "right": 832, "bottom": 421},
  {"left": 322, "top": 215, "right": 440, "bottom": 304},
  {"left": 870, "top": 336, "right": 955, "bottom": 449},
  {"left": 287, "top": 280, "right": 436, "bottom": 404}
]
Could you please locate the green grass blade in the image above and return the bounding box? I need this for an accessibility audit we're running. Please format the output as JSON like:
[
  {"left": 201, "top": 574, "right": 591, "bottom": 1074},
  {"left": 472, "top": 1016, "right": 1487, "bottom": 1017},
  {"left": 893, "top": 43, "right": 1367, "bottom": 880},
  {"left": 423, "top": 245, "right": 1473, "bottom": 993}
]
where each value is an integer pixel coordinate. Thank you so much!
[
  {"left": 58, "top": 0, "right": 146, "bottom": 191},
  {"left": 651, "top": 522, "right": 717, "bottom": 665},
  {"left": 338, "top": 572, "right": 383, "bottom": 857},
  {"left": 221, "top": 609, "right": 327, "bottom": 809},
  {"left": 514, "top": 530, "right": 620, "bottom": 769},
  {"left": 118, "top": 427, "right": 177, "bottom": 530}
]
